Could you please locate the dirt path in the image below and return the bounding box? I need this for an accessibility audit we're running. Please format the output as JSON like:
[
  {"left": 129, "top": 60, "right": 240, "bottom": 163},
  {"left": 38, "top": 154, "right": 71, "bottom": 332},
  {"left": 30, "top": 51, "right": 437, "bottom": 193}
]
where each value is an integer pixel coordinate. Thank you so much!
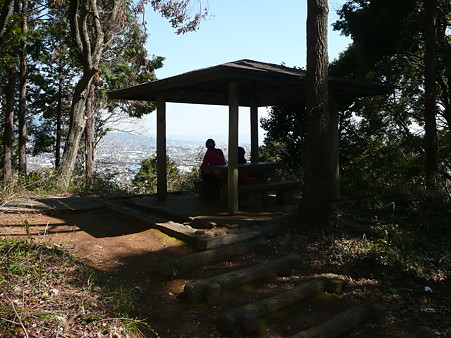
[
  {"left": 1, "top": 207, "right": 449, "bottom": 337},
  {"left": 0, "top": 208, "right": 189, "bottom": 276}
]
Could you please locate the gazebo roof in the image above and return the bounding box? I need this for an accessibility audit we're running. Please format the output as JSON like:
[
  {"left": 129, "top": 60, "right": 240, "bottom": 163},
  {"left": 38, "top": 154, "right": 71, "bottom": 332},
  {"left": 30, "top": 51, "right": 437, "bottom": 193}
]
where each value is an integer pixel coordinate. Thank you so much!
[{"left": 108, "top": 59, "right": 390, "bottom": 107}]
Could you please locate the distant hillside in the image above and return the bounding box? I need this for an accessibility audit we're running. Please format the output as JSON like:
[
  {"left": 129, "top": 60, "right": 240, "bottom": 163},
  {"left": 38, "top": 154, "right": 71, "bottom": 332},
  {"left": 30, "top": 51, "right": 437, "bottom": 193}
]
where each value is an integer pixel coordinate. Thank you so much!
[
  {"left": 101, "top": 132, "right": 252, "bottom": 147},
  {"left": 101, "top": 132, "right": 155, "bottom": 146}
]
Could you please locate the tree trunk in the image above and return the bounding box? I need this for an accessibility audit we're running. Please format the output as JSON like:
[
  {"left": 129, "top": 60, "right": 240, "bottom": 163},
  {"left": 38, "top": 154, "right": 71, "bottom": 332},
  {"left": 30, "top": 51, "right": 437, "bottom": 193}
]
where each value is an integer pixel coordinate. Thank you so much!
[
  {"left": 55, "top": 59, "right": 64, "bottom": 169},
  {"left": 18, "top": 0, "right": 28, "bottom": 175},
  {"left": 303, "top": 0, "right": 331, "bottom": 226},
  {"left": 2, "top": 67, "right": 16, "bottom": 185},
  {"left": 0, "top": 0, "right": 14, "bottom": 48},
  {"left": 57, "top": 0, "right": 109, "bottom": 189},
  {"left": 58, "top": 72, "right": 93, "bottom": 188},
  {"left": 85, "top": 77, "right": 96, "bottom": 184},
  {"left": 424, "top": 0, "right": 438, "bottom": 189}
]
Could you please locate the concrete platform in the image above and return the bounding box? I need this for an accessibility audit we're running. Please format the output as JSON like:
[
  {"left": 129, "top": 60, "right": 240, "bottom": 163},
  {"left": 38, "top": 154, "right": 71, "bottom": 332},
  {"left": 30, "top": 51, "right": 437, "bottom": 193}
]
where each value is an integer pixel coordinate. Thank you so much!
[{"left": 1, "top": 191, "right": 300, "bottom": 250}]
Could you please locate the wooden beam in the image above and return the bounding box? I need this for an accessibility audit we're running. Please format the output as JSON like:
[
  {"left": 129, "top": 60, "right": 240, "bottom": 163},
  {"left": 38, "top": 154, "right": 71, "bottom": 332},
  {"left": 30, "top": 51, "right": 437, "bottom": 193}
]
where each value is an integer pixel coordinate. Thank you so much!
[
  {"left": 329, "top": 95, "right": 340, "bottom": 200},
  {"left": 156, "top": 239, "right": 261, "bottom": 277},
  {"left": 217, "top": 279, "right": 326, "bottom": 332},
  {"left": 156, "top": 96, "right": 167, "bottom": 200},
  {"left": 228, "top": 81, "right": 239, "bottom": 214},
  {"left": 183, "top": 253, "right": 301, "bottom": 302},
  {"left": 250, "top": 104, "right": 259, "bottom": 163},
  {"left": 289, "top": 303, "right": 386, "bottom": 338}
]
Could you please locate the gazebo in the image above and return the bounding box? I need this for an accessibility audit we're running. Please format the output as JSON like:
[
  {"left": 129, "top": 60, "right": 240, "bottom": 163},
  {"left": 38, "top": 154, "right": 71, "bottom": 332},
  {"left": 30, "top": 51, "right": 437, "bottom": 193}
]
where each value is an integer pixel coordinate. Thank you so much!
[{"left": 108, "top": 59, "right": 389, "bottom": 214}]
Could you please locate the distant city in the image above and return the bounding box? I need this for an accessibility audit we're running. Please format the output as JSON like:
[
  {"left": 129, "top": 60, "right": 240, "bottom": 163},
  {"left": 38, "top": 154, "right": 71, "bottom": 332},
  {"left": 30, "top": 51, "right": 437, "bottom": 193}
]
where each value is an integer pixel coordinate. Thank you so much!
[{"left": 28, "top": 132, "right": 251, "bottom": 186}]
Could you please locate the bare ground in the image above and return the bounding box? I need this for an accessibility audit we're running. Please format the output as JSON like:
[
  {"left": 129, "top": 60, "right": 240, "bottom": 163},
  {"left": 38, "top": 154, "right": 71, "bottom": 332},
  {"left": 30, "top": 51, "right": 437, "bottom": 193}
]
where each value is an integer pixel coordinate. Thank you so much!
[{"left": 0, "top": 208, "right": 449, "bottom": 337}]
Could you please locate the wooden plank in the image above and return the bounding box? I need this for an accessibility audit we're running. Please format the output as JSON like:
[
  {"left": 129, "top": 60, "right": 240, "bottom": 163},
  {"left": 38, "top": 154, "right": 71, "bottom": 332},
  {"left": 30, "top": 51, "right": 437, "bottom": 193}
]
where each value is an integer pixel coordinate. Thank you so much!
[
  {"left": 156, "top": 239, "right": 261, "bottom": 277},
  {"left": 183, "top": 253, "right": 301, "bottom": 302}
]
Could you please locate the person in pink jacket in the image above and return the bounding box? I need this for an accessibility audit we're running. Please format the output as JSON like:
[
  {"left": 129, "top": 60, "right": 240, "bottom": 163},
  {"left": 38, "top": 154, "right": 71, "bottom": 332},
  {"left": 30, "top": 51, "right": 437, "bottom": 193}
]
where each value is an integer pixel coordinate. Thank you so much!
[{"left": 200, "top": 139, "right": 226, "bottom": 181}]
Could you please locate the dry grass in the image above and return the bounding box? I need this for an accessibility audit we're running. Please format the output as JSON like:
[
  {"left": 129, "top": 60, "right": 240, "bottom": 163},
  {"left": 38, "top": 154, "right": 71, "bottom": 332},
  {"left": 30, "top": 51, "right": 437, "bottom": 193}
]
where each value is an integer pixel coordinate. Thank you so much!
[{"left": 0, "top": 238, "right": 157, "bottom": 337}]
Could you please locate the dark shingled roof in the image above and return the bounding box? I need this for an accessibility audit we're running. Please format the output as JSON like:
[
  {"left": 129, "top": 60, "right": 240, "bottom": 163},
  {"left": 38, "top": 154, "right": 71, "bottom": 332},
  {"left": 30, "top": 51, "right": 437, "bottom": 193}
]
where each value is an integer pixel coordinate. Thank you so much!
[{"left": 108, "top": 59, "right": 391, "bottom": 107}]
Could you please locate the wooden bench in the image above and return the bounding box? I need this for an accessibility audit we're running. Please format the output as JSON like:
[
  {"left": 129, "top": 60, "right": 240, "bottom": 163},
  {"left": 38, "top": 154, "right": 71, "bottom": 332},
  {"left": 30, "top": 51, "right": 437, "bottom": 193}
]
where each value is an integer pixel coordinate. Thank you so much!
[
  {"left": 238, "top": 181, "right": 301, "bottom": 207},
  {"left": 197, "top": 180, "right": 223, "bottom": 200},
  {"left": 198, "top": 180, "right": 300, "bottom": 207},
  {"left": 200, "top": 162, "right": 299, "bottom": 207}
]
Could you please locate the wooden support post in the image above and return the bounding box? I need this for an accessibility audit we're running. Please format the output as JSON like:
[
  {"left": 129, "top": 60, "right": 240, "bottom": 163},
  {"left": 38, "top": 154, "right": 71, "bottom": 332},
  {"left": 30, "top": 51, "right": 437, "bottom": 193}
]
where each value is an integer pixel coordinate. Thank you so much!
[
  {"left": 156, "top": 96, "right": 167, "bottom": 200},
  {"left": 329, "top": 95, "right": 340, "bottom": 200},
  {"left": 250, "top": 104, "right": 259, "bottom": 163},
  {"left": 228, "top": 81, "right": 239, "bottom": 214}
]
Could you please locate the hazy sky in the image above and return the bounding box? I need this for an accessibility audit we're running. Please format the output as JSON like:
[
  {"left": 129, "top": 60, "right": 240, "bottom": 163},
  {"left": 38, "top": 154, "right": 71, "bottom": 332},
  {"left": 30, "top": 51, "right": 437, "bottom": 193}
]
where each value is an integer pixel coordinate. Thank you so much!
[{"left": 137, "top": 1, "right": 351, "bottom": 143}]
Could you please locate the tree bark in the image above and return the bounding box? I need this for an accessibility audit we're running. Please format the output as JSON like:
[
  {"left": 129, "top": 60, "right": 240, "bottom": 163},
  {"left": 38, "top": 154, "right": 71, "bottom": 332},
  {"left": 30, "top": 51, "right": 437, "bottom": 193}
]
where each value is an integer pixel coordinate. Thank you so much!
[
  {"left": 57, "top": 0, "right": 116, "bottom": 188},
  {"left": 55, "top": 58, "right": 64, "bottom": 169},
  {"left": 85, "top": 73, "right": 98, "bottom": 184},
  {"left": 0, "top": 0, "right": 14, "bottom": 48},
  {"left": 58, "top": 72, "right": 93, "bottom": 188},
  {"left": 424, "top": 0, "right": 438, "bottom": 189},
  {"left": 303, "top": 0, "right": 331, "bottom": 226},
  {"left": 18, "top": 0, "right": 28, "bottom": 175},
  {"left": 2, "top": 67, "right": 16, "bottom": 185}
]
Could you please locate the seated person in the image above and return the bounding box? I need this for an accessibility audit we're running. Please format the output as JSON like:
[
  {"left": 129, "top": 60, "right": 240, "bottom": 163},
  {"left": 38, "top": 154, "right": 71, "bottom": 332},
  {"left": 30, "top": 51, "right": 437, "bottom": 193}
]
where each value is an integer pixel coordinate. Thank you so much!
[
  {"left": 200, "top": 139, "right": 226, "bottom": 181},
  {"left": 238, "top": 146, "right": 252, "bottom": 183},
  {"left": 238, "top": 146, "right": 247, "bottom": 164}
]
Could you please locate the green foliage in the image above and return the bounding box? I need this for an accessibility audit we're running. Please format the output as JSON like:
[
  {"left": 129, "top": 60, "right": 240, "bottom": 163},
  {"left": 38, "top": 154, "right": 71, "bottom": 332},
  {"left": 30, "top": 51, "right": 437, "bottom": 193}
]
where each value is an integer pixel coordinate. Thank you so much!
[
  {"left": 132, "top": 155, "right": 200, "bottom": 194},
  {"left": 100, "top": 1, "right": 164, "bottom": 120},
  {"left": 70, "top": 172, "right": 133, "bottom": 196},
  {"left": 340, "top": 120, "right": 425, "bottom": 195},
  {"left": 151, "top": 0, "right": 209, "bottom": 35},
  {"left": 260, "top": 104, "right": 305, "bottom": 179},
  {"left": 8, "top": 169, "right": 130, "bottom": 198},
  {"left": 331, "top": 0, "right": 450, "bottom": 129},
  {"left": 369, "top": 220, "right": 450, "bottom": 281},
  {"left": 325, "top": 195, "right": 450, "bottom": 283},
  {"left": 133, "top": 155, "right": 179, "bottom": 194},
  {"left": 15, "top": 170, "right": 66, "bottom": 196}
]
